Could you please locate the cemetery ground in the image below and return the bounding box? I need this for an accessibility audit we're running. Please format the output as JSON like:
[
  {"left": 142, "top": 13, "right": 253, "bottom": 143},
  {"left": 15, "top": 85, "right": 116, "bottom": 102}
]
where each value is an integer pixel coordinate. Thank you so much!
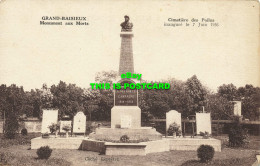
[{"left": 0, "top": 133, "right": 259, "bottom": 166}]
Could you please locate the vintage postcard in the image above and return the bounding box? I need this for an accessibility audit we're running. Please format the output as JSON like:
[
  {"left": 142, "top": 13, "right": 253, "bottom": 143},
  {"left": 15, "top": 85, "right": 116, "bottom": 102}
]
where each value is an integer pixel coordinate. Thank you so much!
[{"left": 0, "top": 0, "right": 259, "bottom": 166}]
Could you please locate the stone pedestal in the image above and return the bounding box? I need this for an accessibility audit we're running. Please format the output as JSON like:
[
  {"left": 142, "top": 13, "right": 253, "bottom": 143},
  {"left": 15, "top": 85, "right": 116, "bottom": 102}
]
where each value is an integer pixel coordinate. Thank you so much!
[
  {"left": 111, "top": 106, "right": 141, "bottom": 128},
  {"left": 89, "top": 127, "right": 162, "bottom": 141}
]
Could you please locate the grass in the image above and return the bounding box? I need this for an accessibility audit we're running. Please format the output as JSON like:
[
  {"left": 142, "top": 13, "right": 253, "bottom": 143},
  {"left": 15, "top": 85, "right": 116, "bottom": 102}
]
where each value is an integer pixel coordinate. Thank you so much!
[
  {"left": 181, "top": 156, "right": 256, "bottom": 166},
  {"left": 213, "top": 135, "right": 260, "bottom": 150},
  {"left": 0, "top": 133, "right": 258, "bottom": 166},
  {"left": 0, "top": 133, "right": 41, "bottom": 148},
  {"left": 0, "top": 151, "right": 71, "bottom": 166}
]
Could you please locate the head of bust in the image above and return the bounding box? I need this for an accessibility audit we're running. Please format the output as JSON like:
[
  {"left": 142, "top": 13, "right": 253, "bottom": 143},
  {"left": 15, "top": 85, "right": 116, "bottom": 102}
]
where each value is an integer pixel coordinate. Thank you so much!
[{"left": 124, "top": 15, "right": 130, "bottom": 22}]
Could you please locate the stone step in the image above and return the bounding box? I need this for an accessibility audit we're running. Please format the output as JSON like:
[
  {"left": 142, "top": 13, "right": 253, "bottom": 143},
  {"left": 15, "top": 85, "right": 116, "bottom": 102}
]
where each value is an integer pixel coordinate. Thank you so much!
[{"left": 89, "top": 127, "right": 162, "bottom": 141}]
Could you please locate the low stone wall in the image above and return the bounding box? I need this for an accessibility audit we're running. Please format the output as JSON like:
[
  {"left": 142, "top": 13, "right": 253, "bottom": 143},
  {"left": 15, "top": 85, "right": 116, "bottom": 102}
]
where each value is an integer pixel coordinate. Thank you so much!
[
  {"left": 31, "top": 136, "right": 84, "bottom": 149},
  {"left": 30, "top": 136, "right": 221, "bottom": 155},
  {"left": 168, "top": 137, "right": 221, "bottom": 152},
  {"left": 20, "top": 121, "right": 41, "bottom": 133},
  {"left": 145, "top": 139, "right": 170, "bottom": 154},
  {"left": 0, "top": 120, "right": 41, "bottom": 133},
  {"left": 105, "top": 142, "right": 147, "bottom": 156}
]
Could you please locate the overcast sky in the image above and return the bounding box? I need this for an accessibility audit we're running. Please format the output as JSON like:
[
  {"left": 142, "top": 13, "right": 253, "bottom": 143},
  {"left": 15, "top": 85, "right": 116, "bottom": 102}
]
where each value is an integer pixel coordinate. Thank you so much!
[{"left": 0, "top": 0, "right": 259, "bottom": 92}]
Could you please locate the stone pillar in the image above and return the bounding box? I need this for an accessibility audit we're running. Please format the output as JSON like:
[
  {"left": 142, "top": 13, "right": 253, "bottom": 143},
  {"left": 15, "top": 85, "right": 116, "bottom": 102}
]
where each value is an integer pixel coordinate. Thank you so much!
[
  {"left": 119, "top": 32, "right": 134, "bottom": 76},
  {"left": 233, "top": 101, "right": 242, "bottom": 116},
  {"left": 196, "top": 113, "right": 212, "bottom": 134}
]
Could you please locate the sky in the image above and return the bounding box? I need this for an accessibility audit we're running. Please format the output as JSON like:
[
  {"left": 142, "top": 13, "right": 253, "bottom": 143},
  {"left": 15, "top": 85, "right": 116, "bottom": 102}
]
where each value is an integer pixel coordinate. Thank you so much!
[{"left": 0, "top": 0, "right": 259, "bottom": 92}]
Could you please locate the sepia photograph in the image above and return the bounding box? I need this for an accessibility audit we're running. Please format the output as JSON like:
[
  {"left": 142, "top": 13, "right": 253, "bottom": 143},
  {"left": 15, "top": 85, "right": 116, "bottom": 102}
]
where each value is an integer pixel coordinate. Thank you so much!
[{"left": 0, "top": 0, "right": 259, "bottom": 165}]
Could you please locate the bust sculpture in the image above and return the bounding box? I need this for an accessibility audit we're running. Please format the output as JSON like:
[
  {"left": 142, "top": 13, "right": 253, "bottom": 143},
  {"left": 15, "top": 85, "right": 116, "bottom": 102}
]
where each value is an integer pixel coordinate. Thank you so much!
[{"left": 120, "top": 15, "right": 133, "bottom": 32}]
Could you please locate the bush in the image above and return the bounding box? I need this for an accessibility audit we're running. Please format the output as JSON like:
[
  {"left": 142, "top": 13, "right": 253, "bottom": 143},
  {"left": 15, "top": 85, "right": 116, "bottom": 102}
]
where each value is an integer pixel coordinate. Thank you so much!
[
  {"left": 0, "top": 152, "right": 9, "bottom": 165},
  {"left": 36, "top": 146, "right": 52, "bottom": 159},
  {"left": 21, "top": 128, "right": 28, "bottom": 136},
  {"left": 48, "top": 123, "right": 60, "bottom": 134},
  {"left": 42, "top": 133, "right": 50, "bottom": 138},
  {"left": 120, "top": 135, "right": 130, "bottom": 143},
  {"left": 4, "top": 131, "right": 16, "bottom": 139},
  {"left": 168, "top": 122, "right": 181, "bottom": 136},
  {"left": 197, "top": 145, "right": 215, "bottom": 163},
  {"left": 199, "top": 131, "right": 210, "bottom": 139},
  {"left": 229, "top": 121, "right": 249, "bottom": 147},
  {"left": 62, "top": 125, "right": 71, "bottom": 132}
]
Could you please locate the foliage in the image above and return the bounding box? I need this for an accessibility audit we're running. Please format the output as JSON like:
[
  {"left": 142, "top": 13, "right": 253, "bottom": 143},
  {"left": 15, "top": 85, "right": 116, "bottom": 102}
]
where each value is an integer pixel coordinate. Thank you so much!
[
  {"left": 218, "top": 84, "right": 260, "bottom": 120},
  {"left": 48, "top": 123, "right": 60, "bottom": 134},
  {"left": 141, "top": 86, "right": 170, "bottom": 118},
  {"left": 51, "top": 81, "right": 84, "bottom": 119},
  {"left": 229, "top": 119, "right": 249, "bottom": 147},
  {"left": 21, "top": 128, "right": 28, "bottom": 136},
  {"left": 181, "top": 157, "right": 256, "bottom": 166},
  {"left": 0, "top": 133, "right": 41, "bottom": 148},
  {"left": 199, "top": 131, "right": 210, "bottom": 139},
  {"left": 167, "top": 122, "right": 181, "bottom": 136},
  {"left": 0, "top": 72, "right": 259, "bottom": 122},
  {"left": 0, "top": 152, "right": 9, "bottom": 165},
  {"left": 217, "top": 84, "right": 237, "bottom": 101},
  {"left": 238, "top": 85, "right": 260, "bottom": 120},
  {"left": 36, "top": 146, "right": 53, "bottom": 159},
  {"left": 1, "top": 85, "right": 23, "bottom": 139},
  {"left": 0, "top": 151, "right": 71, "bottom": 166},
  {"left": 184, "top": 75, "right": 208, "bottom": 117},
  {"left": 206, "top": 94, "right": 233, "bottom": 120},
  {"left": 120, "top": 135, "right": 130, "bottom": 143},
  {"left": 0, "top": 133, "right": 258, "bottom": 166},
  {"left": 197, "top": 145, "right": 215, "bottom": 163},
  {"left": 86, "top": 70, "right": 117, "bottom": 121},
  {"left": 42, "top": 133, "right": 50, "bottom": 138},
  {"left": 4, "top": 113, "right": 19, "bottom": 139},
  {"left": 62, "top": 125, "right": 71, "bottom": 132},
  {"left": 141, "top": 75, "right": 209, "bottom": 120}
]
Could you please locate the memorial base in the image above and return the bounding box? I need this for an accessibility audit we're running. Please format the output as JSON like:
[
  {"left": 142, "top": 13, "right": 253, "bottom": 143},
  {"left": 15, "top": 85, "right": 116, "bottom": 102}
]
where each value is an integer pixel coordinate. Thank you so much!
[
  {"left": 89, "top": 127, "right": 162, "bottom": 141},
  {"left": 111, "top": 106, "right": 141, "bottom": 128}
]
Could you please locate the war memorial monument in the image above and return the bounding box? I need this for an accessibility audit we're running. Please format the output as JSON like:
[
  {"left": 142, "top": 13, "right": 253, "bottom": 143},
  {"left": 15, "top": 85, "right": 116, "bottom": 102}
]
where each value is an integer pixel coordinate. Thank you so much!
[{"left": 31, "top": 16, "right": 221, "bottom": 156}]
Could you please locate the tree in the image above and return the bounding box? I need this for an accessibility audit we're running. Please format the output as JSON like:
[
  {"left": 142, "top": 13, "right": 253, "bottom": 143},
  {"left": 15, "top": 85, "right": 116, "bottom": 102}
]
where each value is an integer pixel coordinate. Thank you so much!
[
  {"left": 142, "top": 87, "right": 170, "bottom": 119},
  {"left": 82, "top": 88, "right": 100, "bottom": 120},
  {"left": 217, "top": 84, "right": 237, "bottom": 101},
  {"left": 139, "top": 76, "right": 209, "bottom": 119},
  {"left": 3, "top": 84, "right": 25, "bottom": 138},
  {"left": 0, "top": 85, "right": 8, "bottom": 121},
  {"left": 184, "top": 75, "right": 208, "bottom": 117},
  {"left": 50, "top": 81, "right": 84, "bottom": 119},
  {"left": 40, "top": 84, "right": 53, "bottom": 110},
  {"left": 206, "top": 94, "right": 233, "bottom": 120},
  {"left": 237, "top": 85, "right": 260, "bottom": 120},
  {"left": 164, "top": 78, "right": 188, "bottom": 118},
  {"left": 88, "top": 70, "right": 117, "bottom": 120}
]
